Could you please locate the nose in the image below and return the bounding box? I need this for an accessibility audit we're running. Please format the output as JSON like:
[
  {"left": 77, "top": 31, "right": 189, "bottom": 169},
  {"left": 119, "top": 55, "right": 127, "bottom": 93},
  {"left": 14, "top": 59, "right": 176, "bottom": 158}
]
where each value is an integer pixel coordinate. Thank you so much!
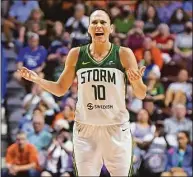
[{"left": 96, "top": 22, "right": 102, "bottom": 28}]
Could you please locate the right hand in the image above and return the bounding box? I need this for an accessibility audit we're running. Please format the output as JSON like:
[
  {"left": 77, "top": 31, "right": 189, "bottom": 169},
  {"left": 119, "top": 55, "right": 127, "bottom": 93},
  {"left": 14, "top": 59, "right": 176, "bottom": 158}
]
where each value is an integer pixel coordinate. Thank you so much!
[{"left": 17, "top": 67, "right": 39, "bottom": 83}]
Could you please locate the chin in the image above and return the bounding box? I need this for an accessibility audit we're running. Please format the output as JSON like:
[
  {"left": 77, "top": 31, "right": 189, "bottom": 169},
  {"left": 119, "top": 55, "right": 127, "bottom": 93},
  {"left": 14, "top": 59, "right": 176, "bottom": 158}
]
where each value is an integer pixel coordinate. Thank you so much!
[{"left": 94, "top": 38, "right": 106, "bottom": 43}]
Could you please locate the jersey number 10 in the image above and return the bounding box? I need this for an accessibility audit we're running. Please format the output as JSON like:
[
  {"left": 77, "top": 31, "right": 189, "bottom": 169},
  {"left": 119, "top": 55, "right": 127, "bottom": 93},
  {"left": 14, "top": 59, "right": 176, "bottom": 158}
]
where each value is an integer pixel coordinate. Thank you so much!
[{"left": 92, "top": 85, "right": 106, "bottom": 100}]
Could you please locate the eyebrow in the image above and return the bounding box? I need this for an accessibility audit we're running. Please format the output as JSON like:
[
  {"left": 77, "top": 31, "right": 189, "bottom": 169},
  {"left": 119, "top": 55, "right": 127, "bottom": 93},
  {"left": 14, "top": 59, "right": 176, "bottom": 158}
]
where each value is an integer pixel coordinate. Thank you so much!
[{"left": 91, "top": 20, "right": 107, "bottom": 23}]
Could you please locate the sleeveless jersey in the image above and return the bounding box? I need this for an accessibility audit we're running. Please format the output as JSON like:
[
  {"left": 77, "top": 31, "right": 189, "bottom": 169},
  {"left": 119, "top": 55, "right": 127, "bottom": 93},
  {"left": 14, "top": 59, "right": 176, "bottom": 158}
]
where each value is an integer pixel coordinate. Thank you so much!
[{"left": 75, "top": 43, "right": 130, "bottom": 125}]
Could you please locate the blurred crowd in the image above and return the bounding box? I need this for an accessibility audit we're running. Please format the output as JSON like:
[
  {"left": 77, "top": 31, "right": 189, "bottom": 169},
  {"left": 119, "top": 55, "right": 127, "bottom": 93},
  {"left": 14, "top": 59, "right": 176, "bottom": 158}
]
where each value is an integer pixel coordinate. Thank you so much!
[{"left": 1, "top": 0, "right": 192, "bottom": 177}]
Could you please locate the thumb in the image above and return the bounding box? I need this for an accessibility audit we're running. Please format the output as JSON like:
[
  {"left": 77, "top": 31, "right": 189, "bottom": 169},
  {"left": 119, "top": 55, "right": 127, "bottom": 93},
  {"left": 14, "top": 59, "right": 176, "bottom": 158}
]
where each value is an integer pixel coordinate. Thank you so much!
[{"left": 139, "top": 66, "right": 146, "bottom": 76}]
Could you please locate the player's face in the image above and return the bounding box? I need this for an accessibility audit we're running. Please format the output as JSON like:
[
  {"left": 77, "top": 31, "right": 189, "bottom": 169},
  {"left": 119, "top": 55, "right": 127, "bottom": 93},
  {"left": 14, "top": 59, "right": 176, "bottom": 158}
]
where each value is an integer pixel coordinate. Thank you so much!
[{"left": 88, "top": 11, "right": 113, "bottom": 43}]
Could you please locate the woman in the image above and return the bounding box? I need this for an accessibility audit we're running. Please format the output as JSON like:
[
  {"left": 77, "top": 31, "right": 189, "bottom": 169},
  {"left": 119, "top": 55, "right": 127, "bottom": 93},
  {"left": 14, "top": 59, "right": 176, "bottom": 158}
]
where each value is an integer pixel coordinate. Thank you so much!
[
  {"left": 173, "top": 21, "right": 192, "bottom": 72},
  {"left": 161, "top": 131, "right": 192, "bottom": 177},
  {"left": 145, "top": 70, "right": 165, "bottom": 108},
  {"left": 140, "top": 50, "right": 161, "bottom": 81},
  {"left": 131, "top": 109, "right": 156, "bottom": 149},
  {"left": 142, "top": 5, "right": 160, "bottom": 34},
  {"left": 152, "top": 23, "right": 174, "bottom": 64},
  {"left": 169, "top": 8, "right": 189, "bottom": 34},
  {"left": 18, "top": 8, "right": 47, "bottom": 46}
]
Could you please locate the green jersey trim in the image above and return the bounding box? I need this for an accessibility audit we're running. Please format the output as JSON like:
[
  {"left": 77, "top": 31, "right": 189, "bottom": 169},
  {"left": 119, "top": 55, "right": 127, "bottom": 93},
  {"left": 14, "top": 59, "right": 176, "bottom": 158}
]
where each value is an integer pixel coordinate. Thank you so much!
[{"left": 86, "top": 43, "right": 113, "bottom": 65}]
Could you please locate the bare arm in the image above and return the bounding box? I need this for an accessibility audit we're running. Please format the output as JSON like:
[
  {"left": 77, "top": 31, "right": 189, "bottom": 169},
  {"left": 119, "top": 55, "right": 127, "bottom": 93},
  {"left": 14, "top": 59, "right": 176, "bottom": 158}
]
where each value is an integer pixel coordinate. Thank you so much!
[
  {"left": 119, "top": 47, "right": 147, "bottom": 99},
  {"left": 18, "top": 47, "right": 79, "bottom": 97},
  {"left": 15, "top": 162, "right": 36, "bottom": 172},
  {"left": 157, "top": 40, "right": 173, "bottom": 50}
]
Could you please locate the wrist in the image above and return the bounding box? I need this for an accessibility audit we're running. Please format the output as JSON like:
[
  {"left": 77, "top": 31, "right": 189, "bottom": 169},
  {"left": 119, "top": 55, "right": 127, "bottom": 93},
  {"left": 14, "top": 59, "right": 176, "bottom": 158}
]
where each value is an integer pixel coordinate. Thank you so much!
[{"left": 34, "top": 76, "right": 41, "bottom": 84}]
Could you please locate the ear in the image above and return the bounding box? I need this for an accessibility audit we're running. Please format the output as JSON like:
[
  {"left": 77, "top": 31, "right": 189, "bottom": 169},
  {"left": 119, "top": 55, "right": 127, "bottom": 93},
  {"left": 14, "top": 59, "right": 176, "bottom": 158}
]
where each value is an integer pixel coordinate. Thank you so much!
[
  {"left": 110, "top": 24, "right": 115, "bottom": 34},
  {"left": 88, "top": 25, "right": 91, "bottom": 35}
]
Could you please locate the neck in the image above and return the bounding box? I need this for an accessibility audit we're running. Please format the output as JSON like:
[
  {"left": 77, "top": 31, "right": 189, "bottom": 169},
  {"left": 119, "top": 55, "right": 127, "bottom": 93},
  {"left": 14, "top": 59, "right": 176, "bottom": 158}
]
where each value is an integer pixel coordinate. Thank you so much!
[
  {"left": 148, "top": 79, "right": 156, "bottom": 84},
  {"left": 179, "top": 145, "right": 187, "bottom": 151},
  {"left": 31, "top": 46, "right": 38, "bottom": 51},
  {"left": 91, "top": 41, "right": 111, "bottom": 55},
  {"left": 176, "top": 117, "right": 184, "bottom": 121},
  {"left": 139, "top": 122, "right": 149, "bottom": 125}
]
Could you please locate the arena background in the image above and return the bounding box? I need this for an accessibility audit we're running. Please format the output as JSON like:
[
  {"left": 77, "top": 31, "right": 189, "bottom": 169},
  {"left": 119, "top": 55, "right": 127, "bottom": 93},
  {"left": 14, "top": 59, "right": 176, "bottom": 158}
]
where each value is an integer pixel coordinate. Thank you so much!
[{"left": 1, "top": 0, "right": 192, "bottom": 177}]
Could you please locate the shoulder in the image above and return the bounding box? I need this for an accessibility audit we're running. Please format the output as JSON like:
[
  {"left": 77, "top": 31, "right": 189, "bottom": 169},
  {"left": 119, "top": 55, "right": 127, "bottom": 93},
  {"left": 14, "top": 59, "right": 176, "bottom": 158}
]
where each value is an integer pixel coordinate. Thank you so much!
[
  {"left": 21, "top": 46, "right": 29, "bottom": 52},
  {"left": 7, "top": 143, "right": 17, "bottom": 152},
  {"left": 27, "top": 143, "right": 37, "bottom": 151},
  {"left": 119, "top": 46, "right": 135, "bottom": 61},
  {"left": 65, "top": 47, "right": 81, "bottom": 67},
  {"left": 39, "top": 45, "right": 47, "bottom": 50},
  {"left": 164, "top": 117, "right": 173, "bottom": 124},
  {"left": 119, "top": 46, "right": 133, "bottom": 56},
  {"left": 119, "top": 46, "right": 138, "bottom": 69}
]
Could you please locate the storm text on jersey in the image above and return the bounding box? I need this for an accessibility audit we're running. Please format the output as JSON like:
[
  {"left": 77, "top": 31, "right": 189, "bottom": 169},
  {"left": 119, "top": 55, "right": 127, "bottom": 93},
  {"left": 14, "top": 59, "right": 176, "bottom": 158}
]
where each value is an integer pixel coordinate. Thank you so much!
[{"left": 80, "top": 69, "right": 116, "bottom": 84}]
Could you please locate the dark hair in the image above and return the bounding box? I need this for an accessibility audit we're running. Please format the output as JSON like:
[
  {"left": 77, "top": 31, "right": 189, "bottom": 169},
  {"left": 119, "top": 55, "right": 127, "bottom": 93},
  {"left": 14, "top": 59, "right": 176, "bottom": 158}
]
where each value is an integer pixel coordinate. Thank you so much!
[
  {"left": 178, "top": 130, "right": 190, "bottom": 143},
  {"left": 142, "top": 4, "right": 160, "bottom": 25},
  {"left": 89, "top": 8, "right": 112, "bottom": 24},
  {"left": 169, "top": 8, "right": 189, "bottom": 24}
]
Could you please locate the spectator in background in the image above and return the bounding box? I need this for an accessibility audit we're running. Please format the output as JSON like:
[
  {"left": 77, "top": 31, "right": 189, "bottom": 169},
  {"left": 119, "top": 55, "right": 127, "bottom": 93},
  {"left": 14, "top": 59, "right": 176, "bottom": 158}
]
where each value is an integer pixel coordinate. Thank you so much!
[
  {"left": 139, "top": 50, "right": 161, "bottom": 81},
  {"left": 27, "top": 113, "right": 52, "bottom": 151},
  {"left": 112, "top": 36, "right": 121, "bottom": 46},
  {"left": 142, "top": 4, "right": 160, "bottom": 34},
  {"left": 14, "top": 33, "right": 47, "bottom": 92},
  {"left": 113, "top": 5, "right": 135, "bottom": 40},
  {"left": 18, "top": 8, "right": 47, "bottom": 46},
  {"left": 135, "top": 37, "right": 163, "bottom": 70},
  {"left": 22, "top": 82, "right": 59, "bottom": 122},
  {"left": 124, "top": 20, "right": 145, "bottom": 52},
  {"left": 49, "top": 21, "right": 65, "bottom": 47},
  {"left": 14, "top": 33, "right": 47, "bottom": 86},
  {"left": 164, "top": 69, "right": 192, "bottom": 107},
  {"left": 20, "top": 107, "right": 51, "bottom": 136},
  {"left": 108, "top": 3, "right": 121, "bottom": 22},
  {"left": 53, "top": 47, "right": 69, "bottom": 82},
  {"left": 156, "top": 1, "right": 182, "bottom": 24},
  {"left": 173, "top": 21, "right": 192, "bottom": 72},
  {"left": 169, "top": 8, "right": 189, "bottom": 34},
  {"left": 145, "top": 71, "right": 165, "bottom": 108},
  {"left": 164, "top": 104, "right": 192, "bottom": 147},
  {"left": 131, "top": 109, "right": 156, "bottom": 150},
  {"left": 152, "top": 23, "right": 174, "bottom": 64},
  {"left": 2, "top": 131, "right": 40, "bottom": 177},
  {"left": 41, "top": 127, "right": 73, "bottom": 177},
  {"left": 39, "top": 0, "right": 61, "bottom": 28},
  {"left": 161, "top": 131, "right": 192, "bottom": 177},
  {"left": 3, "top": 0, "right": 39, "bottom": 47},
  {"left": 135, "top": 0, "right": 151, "bottom": 20},
  {"left": 138, "top": 121, "right": 168, "bottom": 177},
  {"left": 65, "top": 3, "right": 89, "bottom": 47},
  {"left": 53, "top": 105, "right": 74, "bottom": 132}
]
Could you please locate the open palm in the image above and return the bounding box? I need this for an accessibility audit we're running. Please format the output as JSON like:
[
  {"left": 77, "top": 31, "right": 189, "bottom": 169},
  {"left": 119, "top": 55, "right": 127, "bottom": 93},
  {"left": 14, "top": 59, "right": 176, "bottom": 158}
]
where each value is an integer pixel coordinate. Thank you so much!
[
  {"left": 17, "top": 67, "right": 39, "bottom": 83},
  {"left": 127, "top": 66, "right": 146, "bottom": 82}
]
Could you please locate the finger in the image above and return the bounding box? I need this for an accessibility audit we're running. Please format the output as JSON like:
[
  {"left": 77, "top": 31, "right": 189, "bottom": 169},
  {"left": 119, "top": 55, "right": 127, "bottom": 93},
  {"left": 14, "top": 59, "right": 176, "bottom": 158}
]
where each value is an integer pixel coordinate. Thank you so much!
[
  {"left": 127, "top": 69, "right": 135, "bottom": 80},
  {"left": 129, "top": 69, "right": 141, "bottom": 80},
  {"left": 139, "top": 66, "right": 146, "bottom": 76}
]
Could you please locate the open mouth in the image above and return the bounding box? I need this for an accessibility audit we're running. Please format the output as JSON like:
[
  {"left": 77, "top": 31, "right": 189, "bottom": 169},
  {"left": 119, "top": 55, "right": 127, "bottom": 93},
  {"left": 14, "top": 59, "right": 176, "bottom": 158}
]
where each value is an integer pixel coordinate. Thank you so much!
[{"left": 95, "top": 33, "right": 104, "bottom": 36}]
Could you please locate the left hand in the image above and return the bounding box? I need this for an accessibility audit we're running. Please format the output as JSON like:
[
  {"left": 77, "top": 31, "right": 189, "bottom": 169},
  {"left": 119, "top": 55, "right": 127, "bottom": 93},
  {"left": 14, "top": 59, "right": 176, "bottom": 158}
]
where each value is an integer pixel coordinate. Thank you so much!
[{"left": 127, "top": 66, "right": 146, "bottom": 83}]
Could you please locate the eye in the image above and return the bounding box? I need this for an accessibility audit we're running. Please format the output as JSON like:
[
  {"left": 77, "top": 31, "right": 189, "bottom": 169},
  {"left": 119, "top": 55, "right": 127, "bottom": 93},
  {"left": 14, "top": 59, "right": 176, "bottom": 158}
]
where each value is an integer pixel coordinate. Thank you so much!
[
  {"left": 100, "top": 21, "right": 106, "bottom": 24},
  {"left": 92, "top": 21, "right": 97, "bottom": 24}
]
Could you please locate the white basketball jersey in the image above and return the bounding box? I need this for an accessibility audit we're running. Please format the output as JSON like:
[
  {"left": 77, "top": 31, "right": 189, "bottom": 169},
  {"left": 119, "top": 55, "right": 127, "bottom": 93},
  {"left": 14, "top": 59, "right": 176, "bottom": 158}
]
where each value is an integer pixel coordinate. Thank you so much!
[{"left": 75, "top": 44, "right": 129, "bottom": 125}]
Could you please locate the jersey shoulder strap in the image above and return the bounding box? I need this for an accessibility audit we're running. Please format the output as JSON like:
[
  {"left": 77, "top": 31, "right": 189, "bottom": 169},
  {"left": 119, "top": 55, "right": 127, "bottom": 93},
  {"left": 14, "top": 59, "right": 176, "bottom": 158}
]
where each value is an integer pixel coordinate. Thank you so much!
[
  {"left": 112, "top": 44, "right": 125, "bottom": 73},
  {"left": 75, "top": 44, "right": 89, "bottom": 72}
]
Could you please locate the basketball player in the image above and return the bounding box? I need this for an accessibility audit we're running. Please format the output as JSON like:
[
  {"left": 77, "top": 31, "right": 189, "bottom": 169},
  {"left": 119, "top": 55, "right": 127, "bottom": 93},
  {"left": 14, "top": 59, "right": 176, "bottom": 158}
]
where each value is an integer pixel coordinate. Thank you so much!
[{"left": 18, "top": 9, "right": 147, "bottom": 176}]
